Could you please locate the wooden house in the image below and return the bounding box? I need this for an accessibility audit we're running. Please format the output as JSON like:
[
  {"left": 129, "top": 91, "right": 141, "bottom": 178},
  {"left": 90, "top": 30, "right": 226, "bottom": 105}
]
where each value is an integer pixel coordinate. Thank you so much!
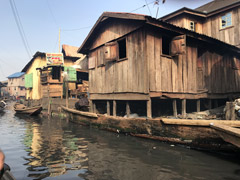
[
  {"left": 22, "top": 45, "right": 88, "bottom": 100},
  {"left": 160, "top": 0, "right": 240, "bottom": 48},
  {"left": 78, "top": 12, "right": 240, "bottom": 118},
  {"left": 7, "top": 72, "right": 25, "bottom": 98}
]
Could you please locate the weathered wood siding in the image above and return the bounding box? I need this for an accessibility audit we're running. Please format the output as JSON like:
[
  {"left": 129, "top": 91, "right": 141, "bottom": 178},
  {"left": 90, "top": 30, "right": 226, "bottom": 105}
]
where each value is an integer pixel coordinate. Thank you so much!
[
  {"left": 167, "top": 15, "right": 203, "bottom": 34},
  {"left": 90, "top": 19, "right": 144, "bottom": 50},
  {"left": 197, "top": 49, "right": 240, "bottom": 94},
  {"left": 147, "top": 31, "right": 198, "bottom": 94},
  {"left": 89, "top": 29, "right": 148, "bottom": 94},
  {"left": 202, "top": 8, "right": 240, "bottom": 47}
]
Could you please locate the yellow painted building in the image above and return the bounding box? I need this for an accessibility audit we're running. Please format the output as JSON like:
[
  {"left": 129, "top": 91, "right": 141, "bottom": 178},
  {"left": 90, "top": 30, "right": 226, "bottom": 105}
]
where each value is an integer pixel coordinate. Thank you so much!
[{"left": 22, "top": 45, "right": 86, "bottom": 100}]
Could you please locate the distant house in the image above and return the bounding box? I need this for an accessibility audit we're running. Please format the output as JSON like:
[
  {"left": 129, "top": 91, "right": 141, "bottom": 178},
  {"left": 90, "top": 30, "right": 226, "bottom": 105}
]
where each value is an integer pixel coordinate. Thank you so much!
[
  {"left": 7, "top": 72, "right": 25, "bottom": 98},
  {"left": 78, "top": 12, "right": 240, "bottom": 118},
  {"left": 22, "top": 45, "right": 88, "bottom": 100},
  {"left": 0, "top": 80, "right": 8, "bottom": 98},
  {"left": 160, "top": 0, "right": 240, "bottom": 48}
]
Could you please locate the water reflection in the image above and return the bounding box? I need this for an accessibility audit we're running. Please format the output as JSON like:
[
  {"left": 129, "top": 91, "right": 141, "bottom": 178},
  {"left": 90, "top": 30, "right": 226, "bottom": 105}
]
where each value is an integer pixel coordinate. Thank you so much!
[
  {"left": 23, "top": 117, "right": 89, "bottom": 179},
  {"left": 1, "top": 103, "right": 240, "bottom": 180}
]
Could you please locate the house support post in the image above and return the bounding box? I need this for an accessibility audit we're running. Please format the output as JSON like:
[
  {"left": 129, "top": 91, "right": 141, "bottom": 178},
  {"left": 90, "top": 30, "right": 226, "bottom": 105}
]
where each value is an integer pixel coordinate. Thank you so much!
[
  {"left": 197, "top": 99, "right": 200, "bottom": 112},
  {"left": 113, "top": 100, "right": 117, "bottom": 116},
  {"left": 89, "top": 100, "right": 93, "bottom": 112},
  {"left": 173, "top": 99, "right": 177, "bottom": 117},
  {"left": 126, "top": 101, "right": 130, "bottom": 117},
  {"left": 225, "top": 102, "right": 235, "bottom": 120},
  {"left": 147, "top": 99, "right": 152, "bottom": 118},
  {"left": 208, "top": 99, "right": 212, "bottom": 110},
  {"left": 93, "top": 101, "right": 97, "bottom": 113},
  {"left": 182, "top": 99, "right": 186, "bottom": 118},
  {"left": 107, "top": 101, "right": 110, "bottom": 115}
]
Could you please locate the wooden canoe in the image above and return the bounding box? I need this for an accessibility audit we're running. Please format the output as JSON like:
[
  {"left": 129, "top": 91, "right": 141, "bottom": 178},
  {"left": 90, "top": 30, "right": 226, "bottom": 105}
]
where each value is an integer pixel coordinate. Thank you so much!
[
  {"left": 61, "top": 106, "right": 240, "bottom": 151},
  {"left": 14, "top": 104, "right": 42, "bottom": 116}
]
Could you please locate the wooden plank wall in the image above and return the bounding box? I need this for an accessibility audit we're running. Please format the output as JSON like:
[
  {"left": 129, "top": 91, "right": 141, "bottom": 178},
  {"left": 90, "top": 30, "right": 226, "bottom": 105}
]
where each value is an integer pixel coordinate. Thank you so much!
[
  {"left": 202, "top": 8, "right": 239, "bottom": 47},
  {"left": 199, "top": 50, "right": 240, "bottom": 94},
  {"left": 90, "top": 19, "right": 144, "bottom": 50},
  {"left": 89, "top": 29, "right": 147, "bottom": 95},
  {"left": 148, "top": 31, "right": 198, "bottom": 94}
]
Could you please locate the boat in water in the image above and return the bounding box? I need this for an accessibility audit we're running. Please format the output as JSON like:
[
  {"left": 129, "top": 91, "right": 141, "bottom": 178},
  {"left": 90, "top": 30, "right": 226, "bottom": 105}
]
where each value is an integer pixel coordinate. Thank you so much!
[
  {"left": 14, "top": 103, "right": 42, "bottom": 116},
  {"left": 0, "top": 101, "right": 6, "bottom": 112},
  {"left": 61, "top": 105, "right": 240, "bottom": 152}
]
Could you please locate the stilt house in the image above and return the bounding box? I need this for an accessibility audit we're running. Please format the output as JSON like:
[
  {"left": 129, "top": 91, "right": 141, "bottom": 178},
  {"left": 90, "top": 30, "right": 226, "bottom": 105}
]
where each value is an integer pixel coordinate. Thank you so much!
[{"left": 78, "top": 12, "right": 240, "bottom": 118}]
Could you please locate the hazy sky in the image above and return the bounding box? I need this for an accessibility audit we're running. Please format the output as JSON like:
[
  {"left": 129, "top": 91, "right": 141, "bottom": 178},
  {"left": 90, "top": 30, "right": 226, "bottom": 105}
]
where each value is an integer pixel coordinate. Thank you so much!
[{"left": 0, "top": 0, "right": 211, "bottom": 81}]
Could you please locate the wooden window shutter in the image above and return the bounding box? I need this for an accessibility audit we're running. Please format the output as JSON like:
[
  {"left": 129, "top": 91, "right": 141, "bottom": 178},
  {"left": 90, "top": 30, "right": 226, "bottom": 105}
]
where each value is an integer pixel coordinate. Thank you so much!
[
  {"left": 64, "top": 66, "right": 77, "bottom": 81},
  {"left": 104, "top": 42, "right": 118, "bottom": 61},
  {"left": 170, "top": 35, "right": 186, "bottom": 56},
  {"left": 25, "top": 73, "right": 33, "bottom": 88},
  {"left": 88, "top": 54, "right": 96, "bottom": 69}
]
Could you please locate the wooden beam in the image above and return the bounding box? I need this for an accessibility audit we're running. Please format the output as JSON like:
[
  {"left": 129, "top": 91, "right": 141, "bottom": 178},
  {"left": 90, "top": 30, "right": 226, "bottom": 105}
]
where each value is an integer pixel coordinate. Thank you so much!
[
  {"left": 182, "top": 99, "right": 186, "bottom": 118},
  {"left": 90, "top": 93, "right": 149, "bottom": 100},
  {"left": 126, "top": 101, "right": 130, "bottom": 117},
  {"left": 113, "top": 100, "right": 117, "bottom": 116},
  {"left": 197, "top": 99, "right": 200, "bottom": 112},
  {"left": 173, "top": 99, "right": 177, "bottom": 117},
  {"left": 107, "top": 101, "right": 110, "bottom": 115},
  {"left": 147, "top": 99, "right": 152, "bottom": 118}
]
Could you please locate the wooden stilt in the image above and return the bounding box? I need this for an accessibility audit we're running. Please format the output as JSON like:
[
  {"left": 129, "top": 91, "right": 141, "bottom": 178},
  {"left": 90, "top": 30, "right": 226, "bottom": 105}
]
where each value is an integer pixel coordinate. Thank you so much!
[
  {"left": 147, "top": 99, "right": 152, "bottom": 118},
  {"left": 173, "top": 99, "right": 177, "bottom": 117},
  {"left": 197, "top": 99, "right": 200, "bottom": 112},
  {"left": 113, "top": 100, "right": 117, "bottom": 116},
  {"left": 182, "top": 99, "right": 186, "bottom": 118},
  {"left": 89, "top": 100, "right": 93, "bottom": 112},
  {"left": 126, "top": 101, "right": 130, "bottom": 117},
  {"left": 225, "top": 102, "right": 236, "bottom": 120},
  {"left": 93, "top": 101, "right": 96, "bottom": 113},
  {"left": 208, "top": 99, "right": 212, "bottom": 110},
  {"left": 107, "top": 101, "right": 110, "bottom": 115}
]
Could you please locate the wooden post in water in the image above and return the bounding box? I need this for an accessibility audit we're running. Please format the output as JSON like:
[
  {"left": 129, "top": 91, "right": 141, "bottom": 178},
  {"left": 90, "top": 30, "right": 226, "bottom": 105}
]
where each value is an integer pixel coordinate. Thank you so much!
[
  {"left": 126, "top": 101, "right": 130, "bottom": 117},
  {"left": 182, "top": 99, "right": 186, "bottom": 118},
  {"left": 197, "top": 99, "right": 201, "bottom": 112},
  {"left": 93, "top": 101, "right": 96, "bottom": 113},
  {"left": 225, "top": 102, "right": 235, "bottom": 120},
  {"left": 113, "top": 100, "right": 117, "bottom": 116},
  {"left": 89, "top": 100, "right": 93, "bottom": 112},
  {"left": 107, "top": 101, "right": 110, "bottom": 115},
  {"left": 147, "top": 99, "right": 152, "bottom": 118},
  {"left": 173, "top": 99, "right": 177, "bottom": 117}
]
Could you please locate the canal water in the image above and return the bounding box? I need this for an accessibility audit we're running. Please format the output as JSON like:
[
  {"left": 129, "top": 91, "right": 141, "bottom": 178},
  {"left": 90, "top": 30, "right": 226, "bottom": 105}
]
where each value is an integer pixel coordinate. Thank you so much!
[{"left": 1, "top": 102, "right": 240, "bottom": 180}]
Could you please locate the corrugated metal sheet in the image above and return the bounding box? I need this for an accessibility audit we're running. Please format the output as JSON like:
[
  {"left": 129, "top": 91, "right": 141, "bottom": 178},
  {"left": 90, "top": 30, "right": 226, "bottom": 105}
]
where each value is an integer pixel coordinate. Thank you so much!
[
  {"left": 195, "top": 0, "right": 240, "bottom": 14},
  {"left": 7, "top": 72, "right": 25, "bottom": 78}
]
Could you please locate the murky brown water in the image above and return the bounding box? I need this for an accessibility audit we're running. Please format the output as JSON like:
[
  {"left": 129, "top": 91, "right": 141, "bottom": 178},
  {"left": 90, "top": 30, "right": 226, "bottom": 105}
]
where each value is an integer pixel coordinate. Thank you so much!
[{"left": 1, "top": 102, "right": 240, "bottom": 180}]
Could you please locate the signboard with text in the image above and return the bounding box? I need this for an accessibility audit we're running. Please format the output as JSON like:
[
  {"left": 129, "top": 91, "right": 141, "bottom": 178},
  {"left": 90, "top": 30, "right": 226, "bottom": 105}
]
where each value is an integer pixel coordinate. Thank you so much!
[{"left": 46, "top": 53, "right": 64, "bottom": 66}]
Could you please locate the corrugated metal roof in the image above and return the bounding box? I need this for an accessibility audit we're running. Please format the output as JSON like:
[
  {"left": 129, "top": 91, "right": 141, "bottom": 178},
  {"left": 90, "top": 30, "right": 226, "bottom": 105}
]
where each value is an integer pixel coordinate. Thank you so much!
[
  {"left": 7, "top": 72, "right": 25, "bottom": 78},
  {"left": 195, "top": 0, "right": 240, "bottom": 14}
]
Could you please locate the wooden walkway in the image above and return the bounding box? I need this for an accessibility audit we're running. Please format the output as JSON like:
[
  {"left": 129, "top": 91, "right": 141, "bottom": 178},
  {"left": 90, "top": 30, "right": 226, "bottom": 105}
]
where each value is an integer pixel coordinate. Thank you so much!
[{"left": 210, "top": 124, "right": 240, "bottom": 148}]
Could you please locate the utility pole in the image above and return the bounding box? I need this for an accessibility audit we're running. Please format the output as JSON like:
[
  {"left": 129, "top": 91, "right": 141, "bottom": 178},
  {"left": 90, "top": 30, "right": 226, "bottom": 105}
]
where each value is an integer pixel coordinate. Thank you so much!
[{"left": 59, "top": 28, "right": 61, "bottom": 53}]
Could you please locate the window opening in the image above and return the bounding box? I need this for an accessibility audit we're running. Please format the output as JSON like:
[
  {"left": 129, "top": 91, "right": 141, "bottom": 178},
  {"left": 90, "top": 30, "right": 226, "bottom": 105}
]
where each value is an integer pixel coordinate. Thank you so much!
[
  {"left": 221, "top": 12, "right": 232, "bottom": 29},
  {"left": 190, "top": 21, "right": 195, "bottom": 31},
  {"left": 162, "top": 36, "right": 171, "bottom": 55},
  {"left": 52, "top": 66, "right": 61, "bottom": 80},
  {"left": 118, "top": 38, "right": 127, "bottom": 59}
]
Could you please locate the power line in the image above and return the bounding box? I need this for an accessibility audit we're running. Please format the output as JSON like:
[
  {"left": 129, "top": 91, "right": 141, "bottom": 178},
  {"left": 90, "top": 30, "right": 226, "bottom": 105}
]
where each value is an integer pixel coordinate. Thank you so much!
[
  {"left": 46, "top": 0, "right": 58, "bottom": 27},
  {"left": 130, "top": 0, "right": 156, "bottom": 13},
  {"left": 9, "top": 0, "right": 32, "bottom": 59},
  {"left": 61, "top": 26, "right": 92, "bottom": 32},
  {"left": 145, "top": 0, "right": 152, "bottom": 16}
]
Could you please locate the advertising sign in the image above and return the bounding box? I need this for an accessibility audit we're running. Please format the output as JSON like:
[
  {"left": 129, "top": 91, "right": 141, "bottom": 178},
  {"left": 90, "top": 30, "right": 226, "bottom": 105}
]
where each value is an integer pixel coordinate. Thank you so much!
[{"left": 46, "top": 53, "right": 64, "bottom": 66}]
